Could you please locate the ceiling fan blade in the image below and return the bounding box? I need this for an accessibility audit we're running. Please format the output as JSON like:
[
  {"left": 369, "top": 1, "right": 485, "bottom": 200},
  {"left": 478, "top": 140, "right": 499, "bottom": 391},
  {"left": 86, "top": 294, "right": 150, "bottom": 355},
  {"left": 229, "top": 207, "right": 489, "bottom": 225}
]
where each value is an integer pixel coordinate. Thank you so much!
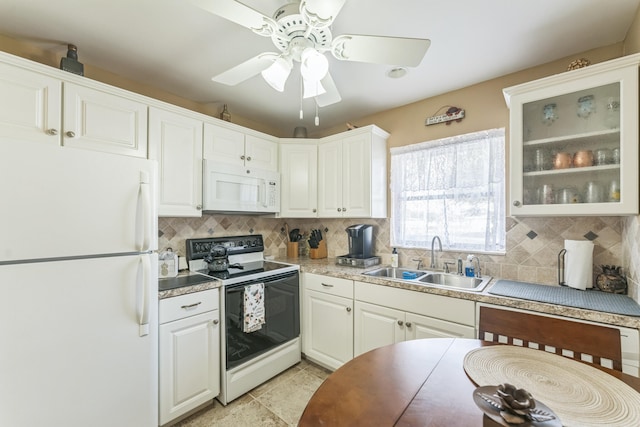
[
  {"left": 188, "top": 0, "right": 276, "bottom": 36},
  {"left": 300, "top": 0, "right": 346, "bottom": 27},
  {"left": 212, "top": 53, "right": 279, "bottom": 86},
  {"left": 331, "top": 35, "right": 431, "bottom": 67},
  {"left": 315, "top": 72, "right": 341, "bottom": 107}
]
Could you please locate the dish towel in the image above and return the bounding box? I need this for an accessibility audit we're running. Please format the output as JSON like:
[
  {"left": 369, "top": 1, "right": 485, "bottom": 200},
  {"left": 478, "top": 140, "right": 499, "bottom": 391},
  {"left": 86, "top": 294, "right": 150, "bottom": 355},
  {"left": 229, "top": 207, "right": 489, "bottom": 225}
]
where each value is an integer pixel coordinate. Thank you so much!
[{"left": 243, "top": 283, "right": 265, "bottom": 333}]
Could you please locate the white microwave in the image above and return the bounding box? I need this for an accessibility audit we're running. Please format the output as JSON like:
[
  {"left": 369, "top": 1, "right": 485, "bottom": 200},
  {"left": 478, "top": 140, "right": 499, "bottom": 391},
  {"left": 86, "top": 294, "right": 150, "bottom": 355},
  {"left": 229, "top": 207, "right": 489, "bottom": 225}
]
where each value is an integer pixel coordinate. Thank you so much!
[{"left": 203, "top": 161, "right": 280, "bottom": 214}]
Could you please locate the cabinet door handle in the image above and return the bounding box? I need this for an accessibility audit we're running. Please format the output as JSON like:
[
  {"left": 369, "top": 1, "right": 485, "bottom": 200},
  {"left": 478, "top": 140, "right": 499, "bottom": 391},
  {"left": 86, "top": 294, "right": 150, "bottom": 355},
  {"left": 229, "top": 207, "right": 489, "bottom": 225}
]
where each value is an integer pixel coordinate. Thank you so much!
[
  {"left": 46, "top": 129, "right": 58, "bottom": 136},
  {"left": 312, "top": 208, "right": 317, "bottom": 213},
  {"left": 346, "top": 307, "right": 352, "bottom": 312},
  {"left": 65, "top": 131, "right": 76, "bottom": 138},
  {"left": 213, "top": 319, "right": 219, "bottom": 325},
  {"left": 196, "top": 204, "right": 202, "bottom": 210},
  {"left": 321, "top": 283, "right": 334, "bottom": 288},
  {"left": 240, "top": 155, "right": 246, "bottom": 160},
  {"left": 246, "top": 156, "right": 252, "bottom": 161},
  {"left": 406, "top": 322, "right": 412, "bottom": 328},
  {"left": 342, "top": 207, "right": 347, "bottom": 212},
  {"left": 397, "top": 320, "right": 404, "bottom": 326},
  {"left": 181, "top": 302, "right": 202, "bottom": 310},
  {"left": 513, "top": 200, "right": 522, "bottom": 207},
  {"left": 337, "top": 208, "right": 342, "bottom": 212}
]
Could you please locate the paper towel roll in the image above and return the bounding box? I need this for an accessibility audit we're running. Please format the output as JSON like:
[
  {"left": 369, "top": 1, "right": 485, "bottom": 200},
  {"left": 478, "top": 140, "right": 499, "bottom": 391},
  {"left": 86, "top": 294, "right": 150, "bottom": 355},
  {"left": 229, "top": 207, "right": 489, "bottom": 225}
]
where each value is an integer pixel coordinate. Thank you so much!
[{"left": 564, "top": 240, "right": 594, "bottom": 290}]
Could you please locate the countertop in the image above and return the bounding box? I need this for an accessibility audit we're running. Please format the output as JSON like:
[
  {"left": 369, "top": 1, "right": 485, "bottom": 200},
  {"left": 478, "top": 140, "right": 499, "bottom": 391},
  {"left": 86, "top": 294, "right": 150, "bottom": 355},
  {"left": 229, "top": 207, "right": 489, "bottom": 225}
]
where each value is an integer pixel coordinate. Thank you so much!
[
  {"left": 275, "top": 256, "right": 640, "bottom": 330},
  {"left": 158, "top": 272, "right": 221, "bottom": 300},
  {"left": 158, "top": 257, "right": 640, "bottom": 329}
]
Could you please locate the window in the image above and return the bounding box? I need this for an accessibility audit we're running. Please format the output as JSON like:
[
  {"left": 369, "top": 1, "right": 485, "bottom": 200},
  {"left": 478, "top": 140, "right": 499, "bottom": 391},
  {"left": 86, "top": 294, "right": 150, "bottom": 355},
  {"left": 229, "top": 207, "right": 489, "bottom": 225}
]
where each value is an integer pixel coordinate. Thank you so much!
[{"left": 390, "top": 128, "right": 506, "bottom": 253}]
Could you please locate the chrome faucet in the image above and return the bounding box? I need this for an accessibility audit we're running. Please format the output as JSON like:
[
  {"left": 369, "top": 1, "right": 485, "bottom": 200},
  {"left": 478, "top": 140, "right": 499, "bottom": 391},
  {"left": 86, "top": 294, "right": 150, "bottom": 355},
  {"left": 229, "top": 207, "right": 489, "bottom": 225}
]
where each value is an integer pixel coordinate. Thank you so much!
[
  {"left": 412, "top": 258, "right": 424, "bottom": 270},
  {"left": 430, "top": 236, "right": 442, "bottom": 269},
  {"left": 471, "top": 256, "right": 481, "bottom": 278}
]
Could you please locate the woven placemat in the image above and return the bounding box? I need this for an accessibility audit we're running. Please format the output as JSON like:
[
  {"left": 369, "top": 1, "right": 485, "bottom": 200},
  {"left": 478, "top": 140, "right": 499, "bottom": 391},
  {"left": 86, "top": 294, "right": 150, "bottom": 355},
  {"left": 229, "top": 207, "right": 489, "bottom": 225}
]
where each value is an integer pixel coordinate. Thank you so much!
[{"left": 463, "top": 346, "right": 640, "bottom": 427}]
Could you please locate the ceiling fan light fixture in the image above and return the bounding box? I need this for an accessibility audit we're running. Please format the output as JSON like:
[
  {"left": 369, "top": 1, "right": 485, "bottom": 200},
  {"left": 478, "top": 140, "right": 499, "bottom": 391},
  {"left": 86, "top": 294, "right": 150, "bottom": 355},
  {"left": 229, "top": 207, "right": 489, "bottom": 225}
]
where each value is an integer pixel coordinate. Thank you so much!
[
  {"left": 303, "top": 77, "right": 326, "bottom": 98},
  {"left": 300, "top": 48, "right": 329, "bottom": 81},
  {"left": 261, "top": 57, "right": 292, "bottom": 92}
]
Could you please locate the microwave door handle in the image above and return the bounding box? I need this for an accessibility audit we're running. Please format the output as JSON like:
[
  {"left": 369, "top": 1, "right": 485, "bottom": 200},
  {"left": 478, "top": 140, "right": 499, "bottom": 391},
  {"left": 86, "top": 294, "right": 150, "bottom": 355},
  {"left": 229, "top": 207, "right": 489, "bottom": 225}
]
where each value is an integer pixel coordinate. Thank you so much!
[{"left": 260, "top": 179, "right": 268, "bottom": 208}]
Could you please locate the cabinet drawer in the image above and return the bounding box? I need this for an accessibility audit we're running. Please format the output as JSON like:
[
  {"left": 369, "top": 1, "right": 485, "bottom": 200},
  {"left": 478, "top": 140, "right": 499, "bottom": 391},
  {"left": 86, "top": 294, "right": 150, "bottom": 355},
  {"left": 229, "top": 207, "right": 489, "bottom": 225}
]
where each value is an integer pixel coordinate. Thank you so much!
[
  {"left": 159, "top": 288, "right": 219, "bottom": 324},
  {"left": 304, "top": 273, "right": 353, "bottom": 298}
]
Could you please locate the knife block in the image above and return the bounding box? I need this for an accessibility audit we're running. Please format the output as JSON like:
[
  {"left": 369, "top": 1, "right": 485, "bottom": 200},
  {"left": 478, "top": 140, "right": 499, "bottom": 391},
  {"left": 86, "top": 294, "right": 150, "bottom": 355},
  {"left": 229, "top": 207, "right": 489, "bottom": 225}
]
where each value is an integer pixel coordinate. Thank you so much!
[{"left": 309, "top": 240, "right": 327, "bottom": 259}]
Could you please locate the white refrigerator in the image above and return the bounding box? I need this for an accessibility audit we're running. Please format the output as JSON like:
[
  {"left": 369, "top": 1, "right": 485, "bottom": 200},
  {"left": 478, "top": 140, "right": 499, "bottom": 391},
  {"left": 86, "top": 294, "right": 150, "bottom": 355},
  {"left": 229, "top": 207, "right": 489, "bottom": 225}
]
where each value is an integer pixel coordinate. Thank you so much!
[{"left": 0, "top": 140, "right": 159, "bottom": 427}]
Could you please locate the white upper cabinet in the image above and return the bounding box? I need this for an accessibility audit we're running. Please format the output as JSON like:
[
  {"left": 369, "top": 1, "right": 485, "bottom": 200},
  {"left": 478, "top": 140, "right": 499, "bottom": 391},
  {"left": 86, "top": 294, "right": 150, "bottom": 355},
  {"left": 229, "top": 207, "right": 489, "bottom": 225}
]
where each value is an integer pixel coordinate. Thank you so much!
[
  {"left": 504, "top": 54, "right": 640, "bottom": 216},
  {"left": 203, "top": 123, "right": 278, "bottom": 171},
  {"left": 0, "top": 61, "right": 61, "bottom": 145},
  {"left": 0, "top": 53, "right": 147, "bottom": 158},
  {"left": 149, "top": 107, "right": 203, "bottom": 217},
  {"left": 63, "top": 83, "right": 148, "bottom": 158},
  {"left": 246, "top": 134, "right": 279, "bottom": 171},
  {"left": 279, "top": 140, "right": 318, "bottom": 217},
  {"left": 317, "top": 125, "right": 389, "bottom": 218}
]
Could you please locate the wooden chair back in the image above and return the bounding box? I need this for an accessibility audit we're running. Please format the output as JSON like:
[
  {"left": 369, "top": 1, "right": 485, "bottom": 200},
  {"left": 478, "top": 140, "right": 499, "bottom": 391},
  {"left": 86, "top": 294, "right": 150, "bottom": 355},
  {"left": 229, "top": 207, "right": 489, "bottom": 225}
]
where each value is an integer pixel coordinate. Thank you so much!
[{"left": 478, "top": 306, "right": 623, "bottom": 371}]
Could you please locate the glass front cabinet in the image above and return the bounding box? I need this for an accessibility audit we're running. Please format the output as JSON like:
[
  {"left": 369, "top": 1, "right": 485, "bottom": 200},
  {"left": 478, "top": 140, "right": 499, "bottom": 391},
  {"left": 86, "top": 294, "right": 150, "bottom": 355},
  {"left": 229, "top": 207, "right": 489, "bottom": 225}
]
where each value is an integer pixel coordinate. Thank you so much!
[{"left": 503, "top": 54, "right": 640, "bottom": 216}]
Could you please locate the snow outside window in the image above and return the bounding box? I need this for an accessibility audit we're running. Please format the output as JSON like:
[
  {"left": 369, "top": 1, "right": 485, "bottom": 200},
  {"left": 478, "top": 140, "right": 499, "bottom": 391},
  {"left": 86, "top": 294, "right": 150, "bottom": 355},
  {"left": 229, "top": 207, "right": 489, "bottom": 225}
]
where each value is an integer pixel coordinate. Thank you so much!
[{"left": 390, "top": 128, "right": 506, "bottom": 254}]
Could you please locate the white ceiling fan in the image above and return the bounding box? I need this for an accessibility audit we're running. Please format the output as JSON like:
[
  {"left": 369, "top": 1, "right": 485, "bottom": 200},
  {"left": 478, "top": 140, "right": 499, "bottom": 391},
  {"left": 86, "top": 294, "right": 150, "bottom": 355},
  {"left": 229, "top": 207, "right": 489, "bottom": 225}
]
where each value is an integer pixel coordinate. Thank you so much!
[{"left": 190, "top": 0, "right": 431, "bottom": 109}]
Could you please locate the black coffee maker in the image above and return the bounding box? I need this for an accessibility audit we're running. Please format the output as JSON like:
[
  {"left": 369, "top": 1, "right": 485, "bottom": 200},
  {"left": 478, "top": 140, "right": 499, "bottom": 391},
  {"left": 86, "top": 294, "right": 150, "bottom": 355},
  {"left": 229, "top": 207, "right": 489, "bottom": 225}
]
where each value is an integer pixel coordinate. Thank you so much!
[{"left": 346, "top": 224, "right": 373, "bottom": 259}]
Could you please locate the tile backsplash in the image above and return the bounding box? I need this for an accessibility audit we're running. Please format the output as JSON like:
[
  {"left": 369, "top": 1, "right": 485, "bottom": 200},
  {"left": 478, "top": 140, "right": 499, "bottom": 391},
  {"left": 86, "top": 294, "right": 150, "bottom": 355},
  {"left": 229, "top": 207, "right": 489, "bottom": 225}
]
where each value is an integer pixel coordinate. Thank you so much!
[{"left": 159, "top": 214, "right": 636, "bottom": 302}]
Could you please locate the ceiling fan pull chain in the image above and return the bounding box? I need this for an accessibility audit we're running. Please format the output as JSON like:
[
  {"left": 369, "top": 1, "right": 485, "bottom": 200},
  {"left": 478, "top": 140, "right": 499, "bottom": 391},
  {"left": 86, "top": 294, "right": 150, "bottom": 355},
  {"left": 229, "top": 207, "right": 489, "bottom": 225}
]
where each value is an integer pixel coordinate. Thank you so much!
[{"left": 300, "top": 75, "right": 304, "bottom": 119}]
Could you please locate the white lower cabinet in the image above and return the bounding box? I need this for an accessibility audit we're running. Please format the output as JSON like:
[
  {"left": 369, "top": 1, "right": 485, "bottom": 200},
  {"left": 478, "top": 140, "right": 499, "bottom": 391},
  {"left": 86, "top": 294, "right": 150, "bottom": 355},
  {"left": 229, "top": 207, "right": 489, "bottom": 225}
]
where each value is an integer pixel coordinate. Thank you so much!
[
  {"left": 159, "top": 289, "right": 220, "bottom": 425},
  {"left": 354, "top": 302, "right": 475, "bottom": 356},
  {"left": 354, "top": 281, "right": 475, "bottom": 357},
  {"left": 303, "top": 273, "right": 476, "bottom": 370},
  {"left": 354, "top": 301, "right": 404, "bottom": 355},
  {"left": 302, "top": 273, "right": 354, "bottom": 370}
]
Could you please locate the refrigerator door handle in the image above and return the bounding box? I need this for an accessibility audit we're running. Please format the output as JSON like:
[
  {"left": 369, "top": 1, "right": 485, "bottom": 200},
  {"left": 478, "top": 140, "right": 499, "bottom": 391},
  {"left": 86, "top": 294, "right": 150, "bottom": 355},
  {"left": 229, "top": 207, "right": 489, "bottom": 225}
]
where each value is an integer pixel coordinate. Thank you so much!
[
  {"left": 137, "top": 255, "right": 151, "bottom": 337},
  {"left": 136, "top": 171, "right": 152, "bottom": 252}
]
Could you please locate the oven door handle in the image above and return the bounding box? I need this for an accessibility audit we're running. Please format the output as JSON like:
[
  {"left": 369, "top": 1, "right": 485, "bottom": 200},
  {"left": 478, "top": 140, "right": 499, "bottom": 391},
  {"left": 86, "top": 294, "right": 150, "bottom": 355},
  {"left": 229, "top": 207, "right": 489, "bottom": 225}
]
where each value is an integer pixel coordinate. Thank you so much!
[{"left": 224, "top": 270, "right": 298, "bottom": 290}]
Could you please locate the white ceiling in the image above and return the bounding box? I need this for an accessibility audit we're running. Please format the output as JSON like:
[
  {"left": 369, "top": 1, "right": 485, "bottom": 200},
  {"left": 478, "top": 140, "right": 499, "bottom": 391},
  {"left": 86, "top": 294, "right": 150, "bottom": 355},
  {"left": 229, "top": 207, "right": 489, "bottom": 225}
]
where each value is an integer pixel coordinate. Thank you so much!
[{"left": 1, "top": 0, "right": 639, "bottom": 135}]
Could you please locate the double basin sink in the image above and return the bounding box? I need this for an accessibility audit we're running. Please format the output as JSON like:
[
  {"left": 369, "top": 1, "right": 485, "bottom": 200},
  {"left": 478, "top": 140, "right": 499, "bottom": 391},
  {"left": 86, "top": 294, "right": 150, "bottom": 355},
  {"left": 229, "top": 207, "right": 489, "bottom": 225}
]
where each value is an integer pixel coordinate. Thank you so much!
[{"left": 362, "top": 267, "right": 491, "bottom": 292}]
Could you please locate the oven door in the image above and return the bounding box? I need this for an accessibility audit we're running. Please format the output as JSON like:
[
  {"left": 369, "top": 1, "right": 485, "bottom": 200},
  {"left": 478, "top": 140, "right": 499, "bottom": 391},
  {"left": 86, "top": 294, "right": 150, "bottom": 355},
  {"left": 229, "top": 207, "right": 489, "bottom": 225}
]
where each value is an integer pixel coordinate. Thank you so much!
[{"left": 224, "top": 270, "right": 299, "bottom": 370}]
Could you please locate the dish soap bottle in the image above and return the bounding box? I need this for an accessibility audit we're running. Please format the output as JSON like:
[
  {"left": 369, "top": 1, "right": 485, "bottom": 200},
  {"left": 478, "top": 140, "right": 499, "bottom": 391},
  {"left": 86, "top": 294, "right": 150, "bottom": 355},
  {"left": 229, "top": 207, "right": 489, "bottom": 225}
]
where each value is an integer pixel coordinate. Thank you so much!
[
  {"left": 391, "top": 248, "right": 399, "bottom": 268},
  {"left": 465, "top": 255, "right": 475, "bottom": 277}
]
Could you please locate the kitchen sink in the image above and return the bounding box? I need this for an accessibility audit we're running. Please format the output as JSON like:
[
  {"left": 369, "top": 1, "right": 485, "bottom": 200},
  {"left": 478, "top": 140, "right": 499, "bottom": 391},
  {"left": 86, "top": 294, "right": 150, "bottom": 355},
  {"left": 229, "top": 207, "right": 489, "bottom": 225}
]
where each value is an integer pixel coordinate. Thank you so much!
[
  {"left": 362, "top": 267, "right": 427, "bottom": 279},
  {"left": 362, "top": 266, "right": 491, "bottom": 292},
  {"left": 418, "top": 273, "right": 491, "bottom": 291}
]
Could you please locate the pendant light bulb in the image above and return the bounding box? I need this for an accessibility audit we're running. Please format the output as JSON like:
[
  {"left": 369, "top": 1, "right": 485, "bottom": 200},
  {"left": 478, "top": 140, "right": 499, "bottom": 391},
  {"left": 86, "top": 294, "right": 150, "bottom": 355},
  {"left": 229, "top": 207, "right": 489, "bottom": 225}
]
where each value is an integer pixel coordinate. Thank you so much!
[
  {"left": 315, "top": 102, "right": 319, "bottom": 126},
  {"left": 261, "top": 57, "right": 292, "bottom": 92},
  {"left": 300, "top": 48, "right": 329, "bottom": 82}
]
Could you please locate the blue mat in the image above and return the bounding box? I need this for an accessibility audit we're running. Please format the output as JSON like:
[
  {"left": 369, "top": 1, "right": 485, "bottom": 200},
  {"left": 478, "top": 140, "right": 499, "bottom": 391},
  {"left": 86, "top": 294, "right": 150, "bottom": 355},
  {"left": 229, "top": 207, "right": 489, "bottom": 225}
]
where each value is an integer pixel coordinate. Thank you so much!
[{"left": 488, "top": 280, "right": 640, "bottom": 317}]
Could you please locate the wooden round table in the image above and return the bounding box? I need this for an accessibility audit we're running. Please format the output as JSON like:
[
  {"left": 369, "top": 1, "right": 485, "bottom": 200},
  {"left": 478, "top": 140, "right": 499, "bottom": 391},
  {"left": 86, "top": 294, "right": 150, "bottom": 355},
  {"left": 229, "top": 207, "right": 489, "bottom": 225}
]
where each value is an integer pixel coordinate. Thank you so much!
[{"left": 298, "top": 338, "right": 640, "bottom": 427}]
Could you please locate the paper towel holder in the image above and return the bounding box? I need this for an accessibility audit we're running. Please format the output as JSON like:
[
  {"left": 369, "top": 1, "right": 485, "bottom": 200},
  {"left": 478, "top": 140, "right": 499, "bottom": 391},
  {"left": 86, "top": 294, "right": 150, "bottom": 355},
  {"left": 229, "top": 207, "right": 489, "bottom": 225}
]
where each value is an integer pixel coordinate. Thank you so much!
[{"left": 557, "top": 249, "right": 567, "bottom": 286}]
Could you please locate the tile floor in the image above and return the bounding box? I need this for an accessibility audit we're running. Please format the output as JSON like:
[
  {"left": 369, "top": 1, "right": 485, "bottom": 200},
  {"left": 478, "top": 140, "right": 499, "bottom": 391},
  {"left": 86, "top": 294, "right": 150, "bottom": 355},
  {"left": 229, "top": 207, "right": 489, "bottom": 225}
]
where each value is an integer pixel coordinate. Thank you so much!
[{"left": 174, "top": 358, "right": 332, "bottom": 427}]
